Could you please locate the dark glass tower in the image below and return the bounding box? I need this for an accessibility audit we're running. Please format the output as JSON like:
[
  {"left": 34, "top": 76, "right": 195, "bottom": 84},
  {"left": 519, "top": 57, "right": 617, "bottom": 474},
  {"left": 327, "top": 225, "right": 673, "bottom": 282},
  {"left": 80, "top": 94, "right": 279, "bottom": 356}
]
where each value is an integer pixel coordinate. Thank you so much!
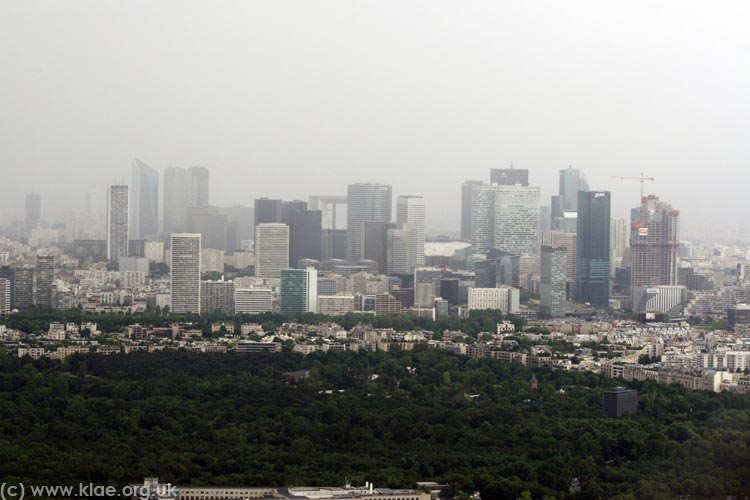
[
  {"left": 575, "top": 191, "right": 610, "bottom": 306},
  {"left": 289, "top": 209, "right": 323, "bottom": 265}
]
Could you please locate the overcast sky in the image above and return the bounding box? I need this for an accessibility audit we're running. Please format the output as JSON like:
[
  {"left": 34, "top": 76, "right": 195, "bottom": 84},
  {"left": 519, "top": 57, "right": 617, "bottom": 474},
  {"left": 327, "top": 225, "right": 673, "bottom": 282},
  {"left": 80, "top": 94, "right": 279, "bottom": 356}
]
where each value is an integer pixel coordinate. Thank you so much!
[{"left": 1, "top": 1, "right": 749, "bottom": 235}]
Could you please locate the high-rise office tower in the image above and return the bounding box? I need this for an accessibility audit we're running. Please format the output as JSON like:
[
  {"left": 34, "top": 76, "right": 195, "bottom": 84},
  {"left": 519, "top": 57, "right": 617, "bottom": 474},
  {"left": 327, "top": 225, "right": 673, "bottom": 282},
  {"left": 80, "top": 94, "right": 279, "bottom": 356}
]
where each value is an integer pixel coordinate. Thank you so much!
[
  {"left": 107, "top": 185, "right": 129, "bottom": 262},
  {"left": 254, "top": 198, "right": 307, "bottom": 226},
  {"left": 490, "top": 166, "right": 528, "bottom": 186},
  {"left": 461, "top": 181, "right": 483, "bottom": 241},
  {"left": 164, "top": 167, "right": 189, "bottom": 234},
  {"left": 254, "top": 223, "right": 289, "bottom": 278},
  {"left": 221, "top": 205, "right": 254, "bottom": 251},
  {"left": 170, "top": 233, "right": 201, "bottom": 314},
  {"left": 289, "top": 210, "right": 323, "bottom": 265},
  {"left": 188, "top": 166, "right": 210, "bottom": 207},
  {"left": 254, "top": 198, "right": 283, "bottom": 226},
  {"left": 540, "top": 230, "right": 577, "bottom": 291},
  {"left": 346, "top": 183, "right": 392, "bottom": 261},
  {"left": 470, "top": 184, "right": 497, "bottom": 252},
  {"left": 540, "top": 245, "right": 568, "bottom": 317},
  {"left": 321, "top": 229, "right": 347, "bottom": 260},
  {"left": 187, "top": 206, "right": 228, "bottom": 251},
  {"left": 280, "top": 267, "right": 318, "bottom": 315},
  {"left": 610, "top": 218, "right": 627, "bottom": 277},
  {"left": 387, "top": 225, "right": 412, "bottom": 275},
  {"left": 575, "top": 191, "right": 611, "bottom": 306},
  {"left": 33, "top": 254, "right": 54, "bottom": 310},
  {"left": 396, "top": 195, "right": 425, "bottom": 272},
  {"left": 559, "top": 166, "right": 590, "bottom": 212},
  {"left": 630, "top": 195, "right": 679, "bottom": 288},
  {"left": 471, "top": 184, "right": 540, "bottom": 255},
  {"left": 130, "top": 158, "right": 159, "bottom": 239},
  {"left": 25, "top": 193, "right": 41, "bottom": 234},
  {"left": 493, "top": 185, "right": 541, "bottom": 256},
  {"left": 200, "top": 279, "right": 235, "bottom": 314},
  {"left": 362, "top": 221, "right": 398, "bottom": 273}
]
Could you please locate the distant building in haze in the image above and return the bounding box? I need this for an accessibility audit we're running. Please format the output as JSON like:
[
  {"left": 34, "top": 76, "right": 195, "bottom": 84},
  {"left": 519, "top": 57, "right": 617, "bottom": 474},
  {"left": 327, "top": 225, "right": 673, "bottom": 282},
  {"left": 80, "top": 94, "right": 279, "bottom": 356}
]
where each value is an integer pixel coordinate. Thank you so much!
[
  {"left": 396, "top": 195, "right": 425, "bottom": 272},
  {"left": 346, "top": 183, "right": 392, "bottom": 262},
  {"left": 25, "top": 193, "right": 41, "bottom": 234},
  {"left": 188, "top": 166, "right": 210, "bottom": 207},
  {"left": 461, "top": 181, "right": 483, "bottom": 241},
  {"left": 130, "top": 158, "right": 159, "bottom": 239},
  {"left": 187, "top": 206, "right": 228, "bottom": 251},
  {"left": 558, "top": 166, "right": 589, "bottom": 212},
  {"left": 490, "top": 166, "right": 528, "bottom": 186}
]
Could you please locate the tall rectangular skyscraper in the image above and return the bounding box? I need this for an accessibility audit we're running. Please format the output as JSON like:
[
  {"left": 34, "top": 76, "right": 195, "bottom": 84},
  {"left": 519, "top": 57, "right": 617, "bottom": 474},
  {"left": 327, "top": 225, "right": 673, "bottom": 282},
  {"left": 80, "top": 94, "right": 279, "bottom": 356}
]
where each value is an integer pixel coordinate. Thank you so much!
[
  {"left": 630, "top": 195, "right": 679, "bottom": 288},
  {"left": 346, "top": 183, "right": 392, "bottom": 261},
  {"left": 25, "top": 193, "right": 41, "bottom": 234},
  {"left": 33, "top": 254, "right": 54, "bottom": 310},
  {"left": 396, "top": 195, "right": 425, "bottom": 272},
  {"left": 540, "top": 245, "right": 568, "bottom": 317},
  {"left": 461, "top": 181, "right": 483, "bottom": 241},
  {"left": 187, "top": 206, "right": 228, "bottom": 250},
  {"left": 575, "top": 191, "right": 611, "bottom": 306},
  {"left": 130, "top": 158, "right": 159, "bottom": 239},
  {"left": 255, "top": 223, "right": 289, "bottom": 278},
  {"left": 170, "top": 233, "right": 201, "bottom": 314},
  {"left": 188, "top": 166, "right": 210, "bottom": 207},
  {"left": 558, "top": 166, "right": 589, "bottom": 212},
  {"left": 107, "top": 185, "right": 129, "bottom": 262},
  {"left": 470, "top": 184, "right": 497, "bottom": 252},
  {"left": 289, "top": 209, "right": 323, "bottom": 265},
  {"left": 493, "top": 185, "right": 541, "bottom": 256},
  {"left": 164, "top": 167, "right": 189, "bottom": 234},
  {"left": 610, "top": 217, "right": 627, "bottom": 277}
]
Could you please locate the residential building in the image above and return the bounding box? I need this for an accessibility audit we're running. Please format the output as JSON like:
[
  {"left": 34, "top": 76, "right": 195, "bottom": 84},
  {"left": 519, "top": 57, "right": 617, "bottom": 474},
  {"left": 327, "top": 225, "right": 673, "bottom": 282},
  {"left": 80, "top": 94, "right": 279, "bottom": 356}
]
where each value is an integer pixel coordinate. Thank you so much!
[
  {"left": 107, "top": 184, "right": 129, "bottom": 262},
  {"left": 170, "top": 233, "right": 201, "bottom": 314}
]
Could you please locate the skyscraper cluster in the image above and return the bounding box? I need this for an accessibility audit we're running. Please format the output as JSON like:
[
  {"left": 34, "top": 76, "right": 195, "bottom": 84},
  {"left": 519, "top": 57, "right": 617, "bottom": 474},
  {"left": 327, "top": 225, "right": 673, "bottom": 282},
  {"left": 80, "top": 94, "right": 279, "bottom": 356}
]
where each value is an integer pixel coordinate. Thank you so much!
[{"left": 5, "top": 156, "right": 685, "bottom": 321}]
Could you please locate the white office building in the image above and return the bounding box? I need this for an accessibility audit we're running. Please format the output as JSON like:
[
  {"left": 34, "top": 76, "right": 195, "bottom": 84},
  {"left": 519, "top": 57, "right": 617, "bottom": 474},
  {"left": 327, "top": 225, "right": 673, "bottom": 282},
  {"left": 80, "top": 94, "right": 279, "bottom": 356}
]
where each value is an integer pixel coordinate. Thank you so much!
[
  {"left": 255, "top": 223, "right": 289, "bottom": 278},
  {"left": 468, "top": 286, "right": 520, "bottom": 315},
  {"left": 170, "top": 233, "right": 201, "bottom": 314},
  {"left": 235, "top": 287, "right": 273, "bottom": 314},
  {"left": 396, "top": 195, "right": 425, "bottom": 272}
]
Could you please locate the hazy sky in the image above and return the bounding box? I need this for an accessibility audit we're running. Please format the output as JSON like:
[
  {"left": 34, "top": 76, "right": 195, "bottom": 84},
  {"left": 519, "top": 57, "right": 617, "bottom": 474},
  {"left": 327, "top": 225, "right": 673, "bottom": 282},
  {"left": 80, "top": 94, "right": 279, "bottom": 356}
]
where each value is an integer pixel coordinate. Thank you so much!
[{"left": 1, "top": 1, "right": 749, "bottom": 234}]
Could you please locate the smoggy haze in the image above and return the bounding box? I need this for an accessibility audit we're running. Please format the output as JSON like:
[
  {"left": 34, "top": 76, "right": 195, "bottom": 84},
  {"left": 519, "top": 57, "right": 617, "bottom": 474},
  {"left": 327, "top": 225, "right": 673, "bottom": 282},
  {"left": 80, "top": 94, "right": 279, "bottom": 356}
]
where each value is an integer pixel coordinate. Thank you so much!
[{"left": 1, "top": 1, "right": 749, "bottom": 235}]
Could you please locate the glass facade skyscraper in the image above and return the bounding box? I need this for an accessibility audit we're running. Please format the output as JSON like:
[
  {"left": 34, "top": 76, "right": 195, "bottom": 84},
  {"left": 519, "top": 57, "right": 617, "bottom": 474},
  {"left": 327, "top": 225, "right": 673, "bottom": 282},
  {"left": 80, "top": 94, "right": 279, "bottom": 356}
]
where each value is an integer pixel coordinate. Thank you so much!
[{"left": 575, "top": 191, "right": 610, "bottom": 306}]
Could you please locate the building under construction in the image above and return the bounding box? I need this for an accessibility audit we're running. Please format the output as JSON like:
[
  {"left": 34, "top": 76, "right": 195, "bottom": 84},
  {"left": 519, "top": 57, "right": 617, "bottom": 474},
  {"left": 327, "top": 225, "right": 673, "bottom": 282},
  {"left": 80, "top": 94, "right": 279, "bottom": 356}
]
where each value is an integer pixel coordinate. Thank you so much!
[{"left": 630, "top": 195, "right": 680, "bottom": 289}]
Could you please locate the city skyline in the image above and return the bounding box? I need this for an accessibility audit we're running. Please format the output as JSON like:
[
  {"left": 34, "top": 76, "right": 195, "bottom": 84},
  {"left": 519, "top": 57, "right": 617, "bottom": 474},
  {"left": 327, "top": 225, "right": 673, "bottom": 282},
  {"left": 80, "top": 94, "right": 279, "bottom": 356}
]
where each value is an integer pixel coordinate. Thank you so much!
[{"left": 2, "top": 2, "right": 750, "bottom": 236}]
